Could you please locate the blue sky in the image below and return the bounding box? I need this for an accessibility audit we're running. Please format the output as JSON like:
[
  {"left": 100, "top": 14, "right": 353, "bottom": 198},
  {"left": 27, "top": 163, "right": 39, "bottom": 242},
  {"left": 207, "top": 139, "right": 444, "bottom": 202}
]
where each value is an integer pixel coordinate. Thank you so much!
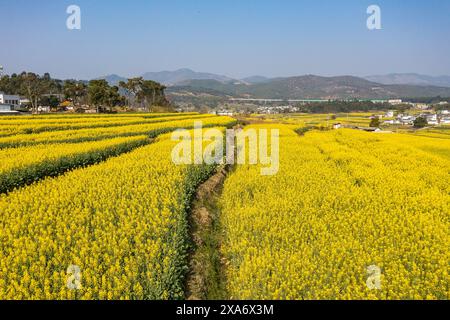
[{"left": 1, "top": 0, "right": 449, "bottom": 79}]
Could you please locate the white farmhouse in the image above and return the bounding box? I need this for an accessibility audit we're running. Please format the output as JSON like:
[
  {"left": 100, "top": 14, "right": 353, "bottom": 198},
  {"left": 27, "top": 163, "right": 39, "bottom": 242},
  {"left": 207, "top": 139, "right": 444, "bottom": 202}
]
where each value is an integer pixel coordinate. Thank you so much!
[
  {"left": 426, "top": 114, "right": 438, "bottom": 125},
  {"left": 385, "top": 110, "right": 395, "bottom": 118},
  {"left": 20, "top": 98, "right": 30, "bottom": 105},
  {"left": 216, "top": 110, "right": 234, "bottom": 116},
  {"left": 0, "top": 92, "right": 21, "bottom": 113},
  {"left": 0, "top": 92, "right": 20, "bottom": 109},
  {"left": 399, "top": 115, "right": 416, "bottom": 125},
  {"left": 0, "top": 104, "right": 13, "bottom": 112},
  {"left": 413, "top": 103, "right": 429, "bottom": 110},
  {"left": 388, "top": 99, "right": 403, "bottom": 105}
]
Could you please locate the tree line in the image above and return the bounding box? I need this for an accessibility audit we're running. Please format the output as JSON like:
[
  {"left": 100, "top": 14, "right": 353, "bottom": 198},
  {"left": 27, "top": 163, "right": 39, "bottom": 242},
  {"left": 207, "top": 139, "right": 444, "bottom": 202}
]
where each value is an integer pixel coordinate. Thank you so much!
[
  {"left": 0, "top": 72, "right": 171, "bottom": 113},
  {"left": 294, "top": 100, "right": 392, "bottom": 113}
]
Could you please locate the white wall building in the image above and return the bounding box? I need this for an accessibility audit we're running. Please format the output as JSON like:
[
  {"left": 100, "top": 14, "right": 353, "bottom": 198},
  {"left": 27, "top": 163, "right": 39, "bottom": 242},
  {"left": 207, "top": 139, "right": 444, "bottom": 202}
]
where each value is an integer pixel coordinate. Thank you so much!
[
  {"left": 426, "top": 114, "right": 439, "bottom": 125},
  {"left": 398, "top": 115, "right": 416, "bottom": 125},
  {"left": 385, "top": 110, "right": 395, "bottom": 118},
  {"left": 0, "top": 92, "right": 20, "bottom": 109},
  {"left": 20, "top": 98, "right": 30, "bottom": 105},
  {"left": 0, "top": 104, "right": 13, "bottom": 112},
  {"left": 413, "top": 103, "right": 429, "bottom": 110},
  {"left": 388, "top": 99, "right": 403, "bottom": 105},
  {"left": 383, "top": 119, "right": 400, "bottom": 125},
  {"left": 216, "top": 110, "right": 234, "bottom": 116}
]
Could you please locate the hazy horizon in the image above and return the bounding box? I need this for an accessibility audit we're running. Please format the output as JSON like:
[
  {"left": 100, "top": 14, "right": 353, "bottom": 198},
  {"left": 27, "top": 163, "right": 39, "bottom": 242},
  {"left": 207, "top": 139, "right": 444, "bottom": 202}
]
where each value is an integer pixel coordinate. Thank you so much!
[
  {"left": 1, "top": 0, "right": 450, "bottom": 80},
  {"left": 3, "top": 68, "right": 450, "bottom": 83}
]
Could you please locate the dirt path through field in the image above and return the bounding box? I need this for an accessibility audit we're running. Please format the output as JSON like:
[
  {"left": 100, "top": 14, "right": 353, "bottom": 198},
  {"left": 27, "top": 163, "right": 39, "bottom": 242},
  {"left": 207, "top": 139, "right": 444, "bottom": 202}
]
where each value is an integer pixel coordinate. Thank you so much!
[{"left": 185, "top": 164, "right": 231, "bottom": 300}]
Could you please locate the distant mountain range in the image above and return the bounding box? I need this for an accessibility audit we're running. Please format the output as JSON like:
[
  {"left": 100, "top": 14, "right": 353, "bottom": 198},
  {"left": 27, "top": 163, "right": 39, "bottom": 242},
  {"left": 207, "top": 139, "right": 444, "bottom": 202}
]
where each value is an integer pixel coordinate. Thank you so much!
[
  {"left": 168, "top": 75, "right": 450, "bottom": 100},
  {"left": 364, "top": 73, "right": 450, "bottom": 87},
  {"left": 96, "top": 70, "right": 450, "bottom": 99},
  {"left": 142, "top": 68, "right": 236, "bottom": 85},
  {"left": 240, "top": 76, "right": 271, "bottom": 84},
  {"left": 98, "top": 68, "right": 236, "bottom": 86}
]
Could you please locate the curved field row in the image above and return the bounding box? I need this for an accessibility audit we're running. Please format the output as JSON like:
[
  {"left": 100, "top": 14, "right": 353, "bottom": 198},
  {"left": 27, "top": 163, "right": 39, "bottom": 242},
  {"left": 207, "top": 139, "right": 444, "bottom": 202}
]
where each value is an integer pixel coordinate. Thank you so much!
[
  {"left": 0, "top": 116, "right": 236, "bottom": 148},
  {"left": 0, "top": 135, "right": 151, "bottom": 194},
  {"left": 388, "top": 132, "right": 450, "bottom": 160},
  {"left": 0, "top": 128, "right": 224, "bottom": 300},
  {"left": 219, "top": 126, "right": 449, "bottom": 300},
  {"left": 0, "top": 114, "right": 215, "bottom": 136},
  {"left": 0, "top": 112, "right": 197, "bottom": 121},
  {"left": 0, "top": 116, "right": 143, "bottom": 126},
  {"left": 410, "top": 128, "right": 450, "bottom": 140}
]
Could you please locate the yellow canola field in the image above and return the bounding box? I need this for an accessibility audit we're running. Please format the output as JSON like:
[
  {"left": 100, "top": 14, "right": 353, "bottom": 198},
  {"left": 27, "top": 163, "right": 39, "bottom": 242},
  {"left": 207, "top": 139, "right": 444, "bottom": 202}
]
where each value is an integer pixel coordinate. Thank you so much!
[
  {"left": 0, "top": 135, "right": 151, "bottom": 193},
  {"left": 0, "top": 128, "right": 224, "bottom": 300},
  {"left": 0, "top": 115, "right": 236, "bottom": 148},
  {"left": 0, "top": 113, "right": 215, "bottom": 136},
  {"left": 0, "top": 112, "right": 197, "bottom": 121},
  {"left": 410, "top": 129, "right": 450, "bottom": 141},
  {"left": 220, "top": 126, "right": 449, "bottom": 300}
]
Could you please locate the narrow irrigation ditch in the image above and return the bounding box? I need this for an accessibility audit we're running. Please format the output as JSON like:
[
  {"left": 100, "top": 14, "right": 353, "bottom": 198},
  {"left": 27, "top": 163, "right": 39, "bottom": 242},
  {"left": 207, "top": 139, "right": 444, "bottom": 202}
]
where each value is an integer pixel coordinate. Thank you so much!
[{"left": 185, "top": 164, "right": 231, "bottom": 300}]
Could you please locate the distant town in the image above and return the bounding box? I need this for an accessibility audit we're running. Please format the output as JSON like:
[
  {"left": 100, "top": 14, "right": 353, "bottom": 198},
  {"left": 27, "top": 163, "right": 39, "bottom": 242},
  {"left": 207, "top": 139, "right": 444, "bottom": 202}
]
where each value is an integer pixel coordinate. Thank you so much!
[{"left": 208, "top": 99, "right": 450, "bottom": 129}]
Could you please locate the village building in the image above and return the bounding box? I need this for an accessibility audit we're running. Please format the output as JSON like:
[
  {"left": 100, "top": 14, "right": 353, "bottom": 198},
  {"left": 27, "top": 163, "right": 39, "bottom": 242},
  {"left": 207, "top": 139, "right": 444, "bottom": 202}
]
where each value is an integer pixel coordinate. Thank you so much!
[
  {"left": 385, "top": 110, "right": 395, "bottom": 118},
  {"left": 426, "top": 114, "right": 439, "bottom": 125},
  {"left": 440, "top": 117, "right": 450, "bottom": 125},
  {"left": 0, "top": 92, "right": 20, "bottom": 109},
  {"left": 397, "top": 115, "right": 416, "bottom": 125},
  {"left": 359, "top": 127, "right": 382, "bottom": 132},
  {"left": 388, "top": 99, "right": 403, "bottom": 105},
  {"left": 412, "top": 103, "right": 430, "bottom": 110},
  {"left": 0, "top": 92, "right": 21, "bottom": 114},
  {"left": 216, "top": 110, "right": 234, "bottom": 116}
]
